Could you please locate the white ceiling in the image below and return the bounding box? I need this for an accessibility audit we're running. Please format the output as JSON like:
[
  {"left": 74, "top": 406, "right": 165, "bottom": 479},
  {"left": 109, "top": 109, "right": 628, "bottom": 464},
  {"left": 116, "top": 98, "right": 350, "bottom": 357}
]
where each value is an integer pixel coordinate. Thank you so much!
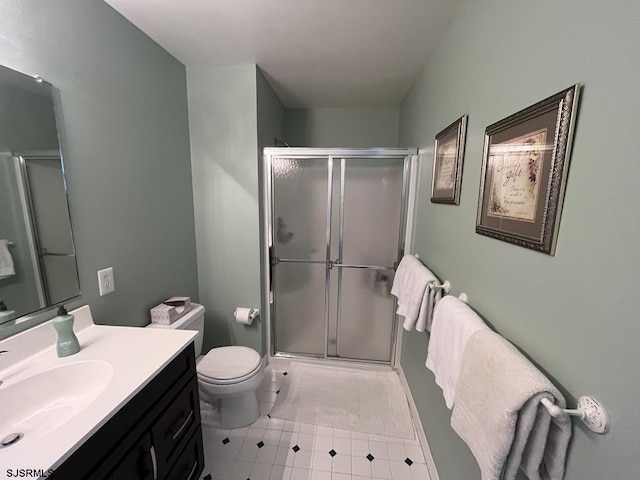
[{"left": 104, "top": 0, "right": 461, "bottom": 108}]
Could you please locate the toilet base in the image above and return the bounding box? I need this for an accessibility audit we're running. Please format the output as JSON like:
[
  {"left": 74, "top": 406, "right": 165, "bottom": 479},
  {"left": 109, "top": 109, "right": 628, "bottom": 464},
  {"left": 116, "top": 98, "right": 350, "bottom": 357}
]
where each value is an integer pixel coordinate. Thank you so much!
[{"left": 199, "top": 391, "right": 260, "bottom": 429}]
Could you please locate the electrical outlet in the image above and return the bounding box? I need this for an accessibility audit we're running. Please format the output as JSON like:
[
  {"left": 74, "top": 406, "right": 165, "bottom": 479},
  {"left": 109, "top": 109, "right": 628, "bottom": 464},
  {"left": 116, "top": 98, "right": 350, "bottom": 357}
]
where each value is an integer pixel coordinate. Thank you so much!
[{"left": 97, "top": 267, "right": 115, "bottom": 296}]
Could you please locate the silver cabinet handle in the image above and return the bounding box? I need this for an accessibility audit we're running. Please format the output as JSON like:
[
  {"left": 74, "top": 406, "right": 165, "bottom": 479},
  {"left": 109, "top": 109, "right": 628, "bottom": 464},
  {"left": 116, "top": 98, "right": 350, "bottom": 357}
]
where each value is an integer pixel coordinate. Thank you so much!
[
  {"left": 149, "top": 444, "right": 158, "bottom": 480},
  {"left": 186, "top": 460, "right": 198, "bottom": 480},
  {"left": 171, "top": 410, "right": 194, "bottom": 441}
]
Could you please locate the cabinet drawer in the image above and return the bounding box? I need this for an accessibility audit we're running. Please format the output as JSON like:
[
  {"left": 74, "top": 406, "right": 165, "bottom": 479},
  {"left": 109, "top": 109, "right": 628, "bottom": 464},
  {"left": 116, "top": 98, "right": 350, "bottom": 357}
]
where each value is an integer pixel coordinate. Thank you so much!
[
  {"left": 165, "top": 427, "right": 204, "bottom": 480},
  {"left": 152, "top": 376, "right": 200, "bottom": 476},
  {"left": 103, "top": 432, "right": 156, "bottom": 480}
]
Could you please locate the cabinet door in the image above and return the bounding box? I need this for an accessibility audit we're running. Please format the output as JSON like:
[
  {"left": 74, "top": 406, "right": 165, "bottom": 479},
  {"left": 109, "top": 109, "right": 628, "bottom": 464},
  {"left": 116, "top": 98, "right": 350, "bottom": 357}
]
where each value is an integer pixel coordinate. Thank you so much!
[
  {"left": 165, "top": 427, "right": 204, "bottom": 480},
  {"left": 104, "top": 432, "right": 156, "bottom": 480},
  {"left": 152, "top": 377, "right": 200, "bottom": 476}
]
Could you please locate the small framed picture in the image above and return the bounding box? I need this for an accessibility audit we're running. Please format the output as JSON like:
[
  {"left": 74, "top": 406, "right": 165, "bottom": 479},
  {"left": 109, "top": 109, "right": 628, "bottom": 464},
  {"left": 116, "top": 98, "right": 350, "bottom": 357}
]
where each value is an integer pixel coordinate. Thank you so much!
[
  {"left": 476, "top": 85, "right": 580, "bottom": 255},
  {"left": 431, "top": 115, "right": 468, "bottom": 204}
]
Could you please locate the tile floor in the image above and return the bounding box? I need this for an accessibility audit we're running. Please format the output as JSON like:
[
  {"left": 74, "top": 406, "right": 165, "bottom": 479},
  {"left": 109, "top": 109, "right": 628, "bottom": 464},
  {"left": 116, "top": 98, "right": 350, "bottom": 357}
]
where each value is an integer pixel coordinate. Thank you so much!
[{"left": 200, "top": 361, "right": 430, "bottom": 480}]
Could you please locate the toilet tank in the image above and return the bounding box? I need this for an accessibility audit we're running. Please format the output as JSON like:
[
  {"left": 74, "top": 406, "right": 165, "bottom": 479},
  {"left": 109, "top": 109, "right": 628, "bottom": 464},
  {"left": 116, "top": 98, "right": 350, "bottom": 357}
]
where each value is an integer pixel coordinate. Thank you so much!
[{"left": 146, "top": 303, "right": 205, "bottom": 355}]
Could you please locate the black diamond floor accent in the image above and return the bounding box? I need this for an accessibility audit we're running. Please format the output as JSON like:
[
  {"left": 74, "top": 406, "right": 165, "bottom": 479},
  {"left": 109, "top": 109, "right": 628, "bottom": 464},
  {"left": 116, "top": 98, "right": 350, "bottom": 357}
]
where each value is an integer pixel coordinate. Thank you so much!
[
  {"left": 329, "top": 449, "right": 337, "bottom": 457},
  {"left": 367, "top": 453, "right": 374, "bottom": 462},
  {"left": 292, "top": 445, "right": 300, "bottom": 452},
  {"left": 283, "top": 371, "right": 288, "bottom": 376},
  {"left": 276, "top": 390, "right": 280, "bottom": 394},
  {"left": 222, "top": 437, "right": 230, "bottom": 445},
  {"left": 405, "top": 457, "right": 414, "bottom": 466},
  {"left": 267, "top": 414, "right": 271, "bottom": 418},
  {"left": 257, "top": 441, "right": 265, "bottom": 448},
  {"left": 203, "top": 475, "right": 212, "bottom": 480}
]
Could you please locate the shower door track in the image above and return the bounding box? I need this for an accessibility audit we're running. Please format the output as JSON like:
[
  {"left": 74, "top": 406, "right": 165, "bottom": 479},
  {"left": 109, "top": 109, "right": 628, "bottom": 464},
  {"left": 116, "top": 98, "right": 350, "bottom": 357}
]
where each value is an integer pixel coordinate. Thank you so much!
[{"left": 263, "top": 147, "right": 417, "bottom": 366}]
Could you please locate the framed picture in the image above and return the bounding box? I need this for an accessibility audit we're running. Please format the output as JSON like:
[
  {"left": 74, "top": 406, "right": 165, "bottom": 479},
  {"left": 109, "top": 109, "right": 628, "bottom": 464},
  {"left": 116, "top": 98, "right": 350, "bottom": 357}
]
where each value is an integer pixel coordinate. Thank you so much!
[
  {"left": 476, "top": 85, "right": 580, "bottom": 255},
  {"left": 431, "top": 115, "right": 468, "bottom": 204}
]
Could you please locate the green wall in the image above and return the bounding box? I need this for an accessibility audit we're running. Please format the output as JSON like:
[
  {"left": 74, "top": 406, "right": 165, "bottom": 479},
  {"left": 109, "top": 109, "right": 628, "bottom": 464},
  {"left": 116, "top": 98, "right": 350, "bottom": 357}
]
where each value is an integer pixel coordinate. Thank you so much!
[
  {"left": 399, "top": 1, "right": 640, "bottom": 479},
  {"left": 0, "top": 0, "right": 198, "bottom": 327},
  {"left": 285, "top": 107, "right": 399, "bottom": 147},
  {"left": 187, "top": 65, "right": 263, "bottom": 354},
  {"left": 256, "top": 67, "right": 285, "bottom": 354}
]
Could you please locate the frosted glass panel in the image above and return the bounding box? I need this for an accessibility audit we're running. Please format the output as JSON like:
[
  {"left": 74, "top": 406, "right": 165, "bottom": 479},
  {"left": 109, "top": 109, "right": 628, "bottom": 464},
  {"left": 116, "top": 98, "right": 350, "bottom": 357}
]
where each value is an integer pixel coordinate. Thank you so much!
[
  {"left": 335, "top": 158, "right": 404, "bottom": 362},
  {"left": 337, "top": 268, "right": 395, "bottom": 361},
  {"left": 342, "top": 158, "right": 403, "bottom": 267},
  {"left": 272, "top": 157, "right": 327, "bottom": 261},
  {"left": 272, "top": 157, "right": 328, "bottom": 356},
  {"left": 274, "top": 263, "right": 325, "bottom": 355}
]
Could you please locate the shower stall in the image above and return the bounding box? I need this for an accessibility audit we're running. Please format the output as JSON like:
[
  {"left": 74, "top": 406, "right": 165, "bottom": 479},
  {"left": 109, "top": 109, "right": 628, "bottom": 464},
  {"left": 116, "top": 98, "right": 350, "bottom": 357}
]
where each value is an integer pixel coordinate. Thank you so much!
[{"left": 263, "top": 148, "right": 417, "bottom": 365}]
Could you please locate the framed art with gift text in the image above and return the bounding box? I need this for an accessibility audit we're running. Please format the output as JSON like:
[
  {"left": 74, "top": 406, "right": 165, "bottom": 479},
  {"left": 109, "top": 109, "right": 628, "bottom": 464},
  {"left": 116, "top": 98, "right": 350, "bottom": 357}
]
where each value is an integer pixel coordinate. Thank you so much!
[
  {"left": 476, "top": 85, "right": 580, "bottom": 255},
  {"left": 431, "top": 115, "right": 468, "bottom": 204}
]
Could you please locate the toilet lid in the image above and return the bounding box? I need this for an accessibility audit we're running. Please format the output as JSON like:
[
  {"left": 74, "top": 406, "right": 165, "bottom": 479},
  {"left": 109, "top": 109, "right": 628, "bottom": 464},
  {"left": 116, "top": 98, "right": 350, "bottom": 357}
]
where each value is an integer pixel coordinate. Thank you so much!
[{"left": 197, "top": 346, "right": 261, "bottom": 381}]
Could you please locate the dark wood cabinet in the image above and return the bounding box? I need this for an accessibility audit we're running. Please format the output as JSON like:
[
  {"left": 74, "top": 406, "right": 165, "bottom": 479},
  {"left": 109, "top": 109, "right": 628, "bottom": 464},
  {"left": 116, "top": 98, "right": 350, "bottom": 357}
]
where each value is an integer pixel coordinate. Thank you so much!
[{"left": 51, "top": 344, "right": 204, "bottom": 480}]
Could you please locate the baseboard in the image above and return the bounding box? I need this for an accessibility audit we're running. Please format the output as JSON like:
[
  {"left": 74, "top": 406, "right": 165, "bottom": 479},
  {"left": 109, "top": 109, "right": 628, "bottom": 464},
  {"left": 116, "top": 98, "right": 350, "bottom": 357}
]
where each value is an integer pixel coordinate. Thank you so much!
[{"left": 396, "top": 364, "right": 440, "bottom": 480}]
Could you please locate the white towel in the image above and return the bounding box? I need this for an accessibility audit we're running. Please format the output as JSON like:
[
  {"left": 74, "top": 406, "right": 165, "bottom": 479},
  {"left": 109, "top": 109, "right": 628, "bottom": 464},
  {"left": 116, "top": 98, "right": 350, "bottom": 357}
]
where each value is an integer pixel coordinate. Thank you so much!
[
  {"left": 391, "top": 255, "right": 439, "bottom": 332},
  {"left": 0, "top": 240, "right": 15, "bottom": 279},
  {"left": 451, "top": 329, "right": 572, "bottom": 480},
  {"left": 425, "top": 295, "right": 488, "bottom": 409}
]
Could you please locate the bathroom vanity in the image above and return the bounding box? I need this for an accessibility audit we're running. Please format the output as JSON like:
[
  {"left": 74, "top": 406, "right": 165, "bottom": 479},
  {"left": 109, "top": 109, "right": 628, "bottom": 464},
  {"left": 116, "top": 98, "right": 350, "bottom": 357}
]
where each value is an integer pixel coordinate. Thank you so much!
[{"left": 0, "top": 306, "right": 203, "bottom": 480}]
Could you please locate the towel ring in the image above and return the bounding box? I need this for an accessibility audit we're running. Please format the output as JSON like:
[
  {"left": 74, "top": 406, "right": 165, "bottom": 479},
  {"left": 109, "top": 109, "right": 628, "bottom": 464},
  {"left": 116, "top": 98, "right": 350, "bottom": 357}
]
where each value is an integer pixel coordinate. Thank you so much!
[{"left": 541, "top": 396, "right": 609, "bottom": 434}]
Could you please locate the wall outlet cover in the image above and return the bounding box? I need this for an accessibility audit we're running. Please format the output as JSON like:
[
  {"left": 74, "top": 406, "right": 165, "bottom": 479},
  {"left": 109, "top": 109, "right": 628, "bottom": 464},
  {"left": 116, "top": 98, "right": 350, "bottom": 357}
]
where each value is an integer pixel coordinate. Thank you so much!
[{"left": 97, "top": 267, "right": 115, "bottom": 296}]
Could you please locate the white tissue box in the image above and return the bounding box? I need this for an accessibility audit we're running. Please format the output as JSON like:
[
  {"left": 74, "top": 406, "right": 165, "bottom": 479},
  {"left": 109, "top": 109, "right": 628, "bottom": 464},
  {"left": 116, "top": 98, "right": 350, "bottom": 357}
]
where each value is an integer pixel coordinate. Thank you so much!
[{"left": 150, "top": 296, "right": 192, "bottom": 325}]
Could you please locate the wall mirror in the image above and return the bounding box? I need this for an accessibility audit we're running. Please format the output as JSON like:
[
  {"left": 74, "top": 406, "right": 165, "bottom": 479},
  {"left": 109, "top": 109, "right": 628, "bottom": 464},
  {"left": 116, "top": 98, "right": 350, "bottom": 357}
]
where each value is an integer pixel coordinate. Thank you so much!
[{"left": 0, "top": 63, "right": 80, "bottom": 328}]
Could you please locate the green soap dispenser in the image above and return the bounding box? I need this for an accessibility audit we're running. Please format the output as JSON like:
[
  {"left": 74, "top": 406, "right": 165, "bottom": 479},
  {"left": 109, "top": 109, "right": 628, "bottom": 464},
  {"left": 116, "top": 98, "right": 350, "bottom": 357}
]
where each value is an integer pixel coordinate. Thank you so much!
[
  {"left": 52, "top": 305, "right": 80, "bottom": 357},
  {"left": 0, "top": 301, "right": 15, "bottom": 325}
]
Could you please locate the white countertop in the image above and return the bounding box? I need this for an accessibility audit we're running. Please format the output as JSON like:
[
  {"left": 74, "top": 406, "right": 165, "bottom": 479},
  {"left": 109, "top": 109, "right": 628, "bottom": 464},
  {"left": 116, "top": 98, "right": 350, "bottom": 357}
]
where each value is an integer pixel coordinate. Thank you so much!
[{"left": 0, "top": 305, "right": 197, "bottom": 479}]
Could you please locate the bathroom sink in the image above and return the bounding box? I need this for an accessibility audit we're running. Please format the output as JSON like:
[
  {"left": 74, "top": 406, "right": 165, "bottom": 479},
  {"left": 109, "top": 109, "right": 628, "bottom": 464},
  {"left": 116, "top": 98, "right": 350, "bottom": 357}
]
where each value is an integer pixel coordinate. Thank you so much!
[{"left": 0, "top": 360, "right": 114, "bottom": 445}]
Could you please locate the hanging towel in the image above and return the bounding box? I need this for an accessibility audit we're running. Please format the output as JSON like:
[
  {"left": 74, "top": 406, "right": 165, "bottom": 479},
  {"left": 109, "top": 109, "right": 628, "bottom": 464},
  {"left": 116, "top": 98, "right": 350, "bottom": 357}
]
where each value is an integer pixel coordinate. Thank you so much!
[
  {"left": 0, "top": 240, "right": 15, "bottom": 279},
  {"left": 425, "top": 295, "right": 488, "bottom": 409},
  {"left": 391, "top": 255, "right": 439, "bottom": 332},
  {"left": 451, "top": 329, "right": 572, "bottom": 480}
]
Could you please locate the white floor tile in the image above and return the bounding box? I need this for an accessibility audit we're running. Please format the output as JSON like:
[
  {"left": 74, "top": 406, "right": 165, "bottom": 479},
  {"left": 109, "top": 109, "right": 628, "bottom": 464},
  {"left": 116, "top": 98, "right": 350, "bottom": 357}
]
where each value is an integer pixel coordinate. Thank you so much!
[
  {"left": 389, "top": 460, "right": 411, "bottom": 480},
  {"left": 254, "top": 416, "right": 272, "bottom": 429},
  {"left": 257, "top": 445, "right": 279, "bottom": 464},
  {"left": 332, "top": 455, "right": 352, "bottom": 475},
  {"left": 264, "top": 429, "right": 284, "bottom": 445},
  {"left": 252, "top": 463, "right": 275, "bottom": 480},
  {"left": 350, "top": 438, "right": 369, "bottom": 457},
  {"left": 275, "top": 446, "right": 295, "bottom": 467},
  {"left": 283, "top": 420, "right": 299, "bottom": 432},
  {"left": 297, "top": 432, "right": 316, "bottom": 450},
  {"left": 351, "top": 456, "right": 372, "bottom": 477},
  {"left": 313, "top": 435, "right": 334, "bottom": 452},
  {"left": 290, "top": 467, "right": 312, "bottom": 480},
  {"left": 300, "top": 423, "right": 317, "bottom": 434},
  {"left": 331, "top": 474, "right": 351, "bottom": 480},
  {"left": 270, "top": 464, "right": 291, "bottom": 480},
  {"left": 368, "top": 433, "right": 386, "bottom": 443},
  {"left": 385, "top": 442, "right": 407, "bottom": 461},
  {"left": 370, "top": 458, "right": 392, "bottom": 479},
  {"left": 230, "top": 460, "right": 254, "bottom": 480},
  {"left": 350, "top": 431, "right": 368, "bottom": 440},
  {"left": 410, "top": 462, "right": 430, "bottom": 480},
  {"left": 268, "top": 417, "right": 286, "bottom": 431},
  {"left": 237, "top": 442, "right": 259, "bottom": 462},
  {"left": 310, "top": 470, "right": 332, "bottom": 480},
  {"left": 405, "top": 444, "right": 425, "bottom": 464},
  {"left": 333, "top": 436, "right": 352, "bottom": 455},
  {"left": 368, "top": 441, "right": 388, "bottom": 460},
  {"left": 316, "top": 426, "right": 334, "bottom": 437},
  {"left": 279, "top": 431, "right": 297, "bottom": 447},
  {"left": 247, "top": 427, "right": 267, "bottom": 442},
  {"left": 353, "top": 476, "right": 371, "bottom": 480},
  {"left": 293, "top": 449, "right": 314, "bottom": 469},
  {"left": 333, "top": 428, "right": 351, "bottom": 439},
  {"left": 311, "top": 450, "right": 333, "bottom": 472}
]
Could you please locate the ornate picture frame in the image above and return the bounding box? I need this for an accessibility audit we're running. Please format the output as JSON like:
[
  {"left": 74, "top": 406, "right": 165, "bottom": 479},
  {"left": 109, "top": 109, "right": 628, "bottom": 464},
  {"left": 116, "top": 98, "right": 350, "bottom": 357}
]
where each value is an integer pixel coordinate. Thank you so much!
[
  {"left": 476, "top": 85, "right": 580, "bottom": 255},
  {"left": 431, "top": 115, "right": 468, "bottom": 204}
]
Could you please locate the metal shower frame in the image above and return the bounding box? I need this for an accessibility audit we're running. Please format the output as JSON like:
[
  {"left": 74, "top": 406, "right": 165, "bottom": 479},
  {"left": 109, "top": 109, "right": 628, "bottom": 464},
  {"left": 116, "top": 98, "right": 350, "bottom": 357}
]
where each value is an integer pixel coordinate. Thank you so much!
[{"left": 262, "top": 147, "right": 418, "bottom": 366}]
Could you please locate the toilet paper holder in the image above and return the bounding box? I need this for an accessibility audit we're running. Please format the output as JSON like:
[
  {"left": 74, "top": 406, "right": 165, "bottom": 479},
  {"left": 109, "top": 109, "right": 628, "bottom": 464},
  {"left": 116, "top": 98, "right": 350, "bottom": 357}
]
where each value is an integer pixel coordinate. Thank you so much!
[{"left": 234, "top": 307, "right": 259, "bottom": 325}]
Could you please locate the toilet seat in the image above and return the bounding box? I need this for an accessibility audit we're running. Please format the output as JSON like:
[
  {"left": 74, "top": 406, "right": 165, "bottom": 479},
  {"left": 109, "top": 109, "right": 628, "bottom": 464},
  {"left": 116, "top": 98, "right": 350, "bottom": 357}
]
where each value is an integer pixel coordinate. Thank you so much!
[{"left": 197, "top": 346, "right": 262, "bottom": 385}]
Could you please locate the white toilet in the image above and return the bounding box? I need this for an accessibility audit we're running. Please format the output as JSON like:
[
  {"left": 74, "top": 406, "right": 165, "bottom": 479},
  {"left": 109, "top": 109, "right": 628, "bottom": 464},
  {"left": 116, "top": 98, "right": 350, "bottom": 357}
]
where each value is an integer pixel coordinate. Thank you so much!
[{"left": 146, "top": 303, "right": 264, "bottom": 428}]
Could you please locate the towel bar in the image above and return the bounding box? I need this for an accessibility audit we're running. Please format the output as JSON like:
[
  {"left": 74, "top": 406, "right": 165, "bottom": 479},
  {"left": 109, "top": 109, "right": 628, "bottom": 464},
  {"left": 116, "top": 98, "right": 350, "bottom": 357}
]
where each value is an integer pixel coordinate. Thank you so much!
[{"left": 541, "top": 396, "right": 609, "bottom": 433}]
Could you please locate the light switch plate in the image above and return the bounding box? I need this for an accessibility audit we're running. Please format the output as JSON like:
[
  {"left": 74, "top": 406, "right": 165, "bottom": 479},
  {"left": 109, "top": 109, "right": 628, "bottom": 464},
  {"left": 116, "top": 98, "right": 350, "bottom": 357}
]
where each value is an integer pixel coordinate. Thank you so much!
[{"left": 97, "top": 267, "right": 115, "bottom": 296}]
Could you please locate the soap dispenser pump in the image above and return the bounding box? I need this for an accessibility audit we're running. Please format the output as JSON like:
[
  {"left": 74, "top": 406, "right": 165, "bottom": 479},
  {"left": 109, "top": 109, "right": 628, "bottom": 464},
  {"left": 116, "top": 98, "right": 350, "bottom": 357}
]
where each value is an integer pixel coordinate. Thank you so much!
[{"left": 52, "top": 305, "right": 80, "bottom": 357}]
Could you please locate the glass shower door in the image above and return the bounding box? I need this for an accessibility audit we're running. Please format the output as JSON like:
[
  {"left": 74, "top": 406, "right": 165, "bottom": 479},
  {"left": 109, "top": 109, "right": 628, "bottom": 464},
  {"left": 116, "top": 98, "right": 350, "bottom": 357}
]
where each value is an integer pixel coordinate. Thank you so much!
[
  {"left": 332, "top": 158, "right": 404, "bottom": 362},
  {"left": 271, "top": 157, "right": 329, "bottom": 356}
]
